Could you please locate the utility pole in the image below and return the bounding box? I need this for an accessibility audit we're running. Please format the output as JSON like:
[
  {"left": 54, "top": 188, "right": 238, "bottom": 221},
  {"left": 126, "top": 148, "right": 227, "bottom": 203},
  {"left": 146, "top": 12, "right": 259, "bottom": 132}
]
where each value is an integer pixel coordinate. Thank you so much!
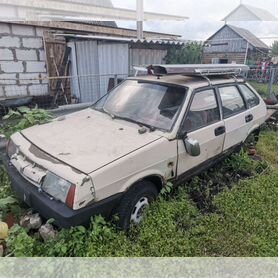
[{"left": 137, "top": 0, "right": 144, "bottom": 39}]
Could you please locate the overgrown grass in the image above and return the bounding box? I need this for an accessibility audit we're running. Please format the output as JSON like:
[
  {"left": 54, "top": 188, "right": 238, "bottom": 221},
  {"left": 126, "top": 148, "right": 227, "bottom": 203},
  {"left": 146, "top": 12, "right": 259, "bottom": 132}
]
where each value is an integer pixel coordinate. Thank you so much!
[
  {"left": 2, "top": 129, "right": 277, "bottom": 257},
  {"left": 248, "top": 81, "right": 278, "bottom": 98},
  {"left": 257, "top": 130, "right": 278, "bottom": 166}
]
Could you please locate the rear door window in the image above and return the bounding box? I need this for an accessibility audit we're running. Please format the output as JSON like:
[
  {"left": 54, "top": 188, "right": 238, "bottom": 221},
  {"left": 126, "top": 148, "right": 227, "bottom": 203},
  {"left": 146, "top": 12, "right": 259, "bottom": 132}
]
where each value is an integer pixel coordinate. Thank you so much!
[
  {"left": 183, "top": 89, "right": 220, "bottom": 132},
  {"left": 219, "top": 86, "right": 246, "bottom": 118},
  {"left": 239, "top": 84, "right": 260, "bottom": 108}
]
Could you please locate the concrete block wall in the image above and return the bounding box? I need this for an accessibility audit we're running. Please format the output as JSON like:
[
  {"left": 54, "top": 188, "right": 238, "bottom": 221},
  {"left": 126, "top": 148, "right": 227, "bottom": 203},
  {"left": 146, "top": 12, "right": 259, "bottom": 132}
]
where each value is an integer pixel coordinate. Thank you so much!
[{"left": 0, "top": 23, "right": 49, "bottom": 98}]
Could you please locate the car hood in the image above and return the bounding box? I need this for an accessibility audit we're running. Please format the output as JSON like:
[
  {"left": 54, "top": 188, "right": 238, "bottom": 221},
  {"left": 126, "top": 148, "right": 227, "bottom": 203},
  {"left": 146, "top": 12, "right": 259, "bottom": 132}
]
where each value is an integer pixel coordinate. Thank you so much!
[{"left": 21, "top": 109, "right": 162, "bottom": 174}]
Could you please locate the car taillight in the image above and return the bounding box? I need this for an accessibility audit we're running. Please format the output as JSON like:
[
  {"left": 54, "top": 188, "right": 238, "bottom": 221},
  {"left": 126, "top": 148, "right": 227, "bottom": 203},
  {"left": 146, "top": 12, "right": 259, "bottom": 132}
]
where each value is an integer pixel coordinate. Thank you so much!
[{"left": 65, "top": 184, "right": 76, "bottom": 208}]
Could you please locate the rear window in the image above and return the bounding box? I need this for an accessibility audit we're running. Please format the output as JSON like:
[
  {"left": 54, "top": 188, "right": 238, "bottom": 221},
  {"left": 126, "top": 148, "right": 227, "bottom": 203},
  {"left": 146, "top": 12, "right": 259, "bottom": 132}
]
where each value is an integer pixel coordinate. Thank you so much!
[
  {"left": 219, "top": 86, "right": 246, "bottom": 118},
  {"left": 239, "top": 84, "right": 260, "bottom": 108}
]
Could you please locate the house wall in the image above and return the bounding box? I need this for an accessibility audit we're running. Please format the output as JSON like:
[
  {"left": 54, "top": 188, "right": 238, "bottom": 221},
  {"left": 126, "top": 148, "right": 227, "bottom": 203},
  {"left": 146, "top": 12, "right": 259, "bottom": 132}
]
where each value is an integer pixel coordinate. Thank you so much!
[
  {"left": 0, "top": 22, "right": 49, "bottom": 98},
  {"left": 204, "top": 25, "right": 249, "bottom": 54},
  {"left": 202, "top": 52, "right": 246, "bottom": 64},
  {"left": 202, "top": 25, "right": 251, "bottom": 64}
]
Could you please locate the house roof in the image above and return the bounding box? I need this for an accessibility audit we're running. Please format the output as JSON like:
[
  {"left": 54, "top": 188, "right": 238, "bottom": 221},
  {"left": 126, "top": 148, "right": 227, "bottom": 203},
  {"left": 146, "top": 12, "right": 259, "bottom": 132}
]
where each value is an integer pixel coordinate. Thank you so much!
[
  {"left": 14, "top": 21, "right": 181, "bottom": 39},
  {"left": 55, "top": 34, "right": 184, "bottom": 45},
  {"left": 206, "top": 24, "right": 269, "bottom": 50},
  {"left": 227, "top": 25, "right": 269, "bottom": 49},
  {"left": 222, "top": 4, "right": 278, "bottom": 22}
]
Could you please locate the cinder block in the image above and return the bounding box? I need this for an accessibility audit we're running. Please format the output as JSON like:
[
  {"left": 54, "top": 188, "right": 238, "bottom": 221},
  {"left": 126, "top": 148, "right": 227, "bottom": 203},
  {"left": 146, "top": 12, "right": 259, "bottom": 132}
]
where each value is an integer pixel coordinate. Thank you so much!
[
  {"left": 1, "top": 62, "right": 24, "bottom": 73},
  {"left": 22, "top": 37, "right": 43, "bottom": 49},
  {"left": 0, "top": 36, "right": 20, "bottom": 48},
  {"left": 12, "top": 25, "right": 35, "bottom": 36},
  {"left": 39, "top": 50, "right": 46, "bottom": 61},
  {"left": 19, "top": 73, "right": 40, "bottom": 85},
  {"left": 0, "top": 74, "right": 17, "bottom": 85},
  {"left": 5, "top": 85, "right": 28, "bottom": 97},
  {"left": 0, "top": 23, "right": 10, "bottom": 35},
  {"left": 16, "top": 49, "right": 38, "bottom": 61},
  {"left": 28, "top": 84, "right": 48, "bottom": 96},
  {"left": 0, "top": 49, "right": 14, "bottom": 60},
  {"left": 40, "top": 73, "right": 48, "bottom": 84},
  {"left": 26, "top": 61, "right": 46, "bottom": 73}
]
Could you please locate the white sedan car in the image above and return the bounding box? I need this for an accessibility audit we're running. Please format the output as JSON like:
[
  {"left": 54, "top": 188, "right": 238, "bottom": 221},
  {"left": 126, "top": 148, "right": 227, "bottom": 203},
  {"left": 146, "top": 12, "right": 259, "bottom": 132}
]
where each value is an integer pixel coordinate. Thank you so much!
[{"left": 4, "top": 64, "right": 268, "bottom": 230}]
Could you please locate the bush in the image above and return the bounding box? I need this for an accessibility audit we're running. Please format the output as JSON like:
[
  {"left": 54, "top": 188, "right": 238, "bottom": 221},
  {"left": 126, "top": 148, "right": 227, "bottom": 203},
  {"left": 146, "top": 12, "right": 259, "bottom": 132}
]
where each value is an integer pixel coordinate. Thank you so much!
[{"left": 0, "top": 106, "right": 52, "bottom": 138}]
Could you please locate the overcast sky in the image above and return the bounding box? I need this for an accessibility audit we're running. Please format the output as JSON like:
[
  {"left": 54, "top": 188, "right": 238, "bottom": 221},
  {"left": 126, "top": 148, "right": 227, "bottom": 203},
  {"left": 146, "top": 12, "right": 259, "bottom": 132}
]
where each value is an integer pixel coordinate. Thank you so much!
[{"left": 112, "top": 0, "right": 278, "bottom": 46}]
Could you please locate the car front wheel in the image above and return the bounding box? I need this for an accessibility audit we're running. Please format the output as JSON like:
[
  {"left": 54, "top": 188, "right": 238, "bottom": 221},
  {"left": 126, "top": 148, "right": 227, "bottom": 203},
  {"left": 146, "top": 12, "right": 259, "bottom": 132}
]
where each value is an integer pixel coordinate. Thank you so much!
[{"left": 116, "top": 180, "right": 158, "bottom": 231}]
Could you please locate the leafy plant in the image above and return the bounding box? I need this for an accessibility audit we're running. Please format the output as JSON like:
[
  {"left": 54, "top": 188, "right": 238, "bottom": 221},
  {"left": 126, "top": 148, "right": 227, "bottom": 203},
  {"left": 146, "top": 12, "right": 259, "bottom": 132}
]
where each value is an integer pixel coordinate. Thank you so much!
[
  {"left": 0, "top": 196, "right": 18, "bottom": 221},
  {"left": 160, "top": 182, "right": 173, "bottom": 199},
  {"left": 165, "top": 42, "right": 203, "bottom": 64},
  {"left": 1, "top": 106, "right": 53, "bottom": 137},
  {"left": 6, "top": 224, "right": 36, "bottom": 257}
]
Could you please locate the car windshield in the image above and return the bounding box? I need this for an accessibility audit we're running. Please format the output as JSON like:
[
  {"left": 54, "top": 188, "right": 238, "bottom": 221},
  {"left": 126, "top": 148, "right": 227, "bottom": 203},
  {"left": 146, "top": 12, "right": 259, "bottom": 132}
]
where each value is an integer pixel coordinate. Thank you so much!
[{"left": 93, "top": 80, "right": 187, "bottom": 131}]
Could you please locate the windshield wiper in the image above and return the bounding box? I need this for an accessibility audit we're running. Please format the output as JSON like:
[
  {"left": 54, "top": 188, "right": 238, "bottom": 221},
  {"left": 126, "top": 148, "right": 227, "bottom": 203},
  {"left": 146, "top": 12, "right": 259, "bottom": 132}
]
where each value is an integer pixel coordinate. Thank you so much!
[
  {"left": 111, "top": 114, "right": 156, "bottom": 132},
  {"left": 95, "top": 107, "right": 156, "bottom": 132}
]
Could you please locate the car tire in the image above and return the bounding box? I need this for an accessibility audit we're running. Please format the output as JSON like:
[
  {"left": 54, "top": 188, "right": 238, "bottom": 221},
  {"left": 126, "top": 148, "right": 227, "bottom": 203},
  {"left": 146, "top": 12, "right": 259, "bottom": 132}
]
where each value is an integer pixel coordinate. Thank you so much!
[{"left": 115, "top": 180, "right": 158, "bottom": 231}]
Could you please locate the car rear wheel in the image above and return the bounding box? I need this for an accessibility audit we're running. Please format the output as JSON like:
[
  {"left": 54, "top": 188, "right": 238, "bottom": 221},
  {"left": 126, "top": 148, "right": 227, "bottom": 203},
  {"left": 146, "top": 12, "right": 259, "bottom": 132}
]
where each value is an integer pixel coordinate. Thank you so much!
[{"left": 116, "top": 180, "right": 158, "bottom": 231}]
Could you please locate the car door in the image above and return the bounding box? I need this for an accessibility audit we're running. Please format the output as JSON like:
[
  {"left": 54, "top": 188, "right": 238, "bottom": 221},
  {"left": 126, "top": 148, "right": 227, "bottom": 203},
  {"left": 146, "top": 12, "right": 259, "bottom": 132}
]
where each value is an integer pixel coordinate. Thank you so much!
[
  {"left": 238, "top": 83, "right": 267, "bottom": 133},
  {"left": 177, "top": 88, "right": 225, "bottom": 176},
  {"left": 217, "top": 85, "right": 249, "bottom": 151}
]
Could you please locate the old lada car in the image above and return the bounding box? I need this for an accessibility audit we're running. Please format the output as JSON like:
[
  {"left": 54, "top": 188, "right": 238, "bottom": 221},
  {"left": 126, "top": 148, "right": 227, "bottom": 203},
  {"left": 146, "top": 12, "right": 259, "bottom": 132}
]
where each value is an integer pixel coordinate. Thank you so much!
[{"left": 4, "top": 64, "right": 268, "bottom": 230}]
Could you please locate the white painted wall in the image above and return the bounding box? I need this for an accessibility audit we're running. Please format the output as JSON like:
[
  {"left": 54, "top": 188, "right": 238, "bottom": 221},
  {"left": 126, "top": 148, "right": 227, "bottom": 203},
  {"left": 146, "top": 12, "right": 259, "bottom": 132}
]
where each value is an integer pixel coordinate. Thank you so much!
[{"left": 0, "top": 22, "right": 49, "bottom": 98}]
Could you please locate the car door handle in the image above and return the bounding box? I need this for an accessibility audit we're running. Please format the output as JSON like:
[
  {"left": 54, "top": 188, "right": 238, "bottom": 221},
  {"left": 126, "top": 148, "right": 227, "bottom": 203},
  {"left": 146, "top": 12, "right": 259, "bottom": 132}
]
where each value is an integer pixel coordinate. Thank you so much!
[
  {"left": 215, "top": 126, "right": 226, "bottom": 136},
  {"left": 245, "top": 114, "right": 253, "bottom": 123}
]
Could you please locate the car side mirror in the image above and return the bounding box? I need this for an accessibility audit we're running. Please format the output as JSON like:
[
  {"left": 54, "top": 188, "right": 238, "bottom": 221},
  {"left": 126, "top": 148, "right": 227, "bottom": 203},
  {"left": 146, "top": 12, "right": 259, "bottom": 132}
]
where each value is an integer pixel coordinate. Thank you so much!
[{"left": 184, "top": 138, "right": 200, "bottom": 157}]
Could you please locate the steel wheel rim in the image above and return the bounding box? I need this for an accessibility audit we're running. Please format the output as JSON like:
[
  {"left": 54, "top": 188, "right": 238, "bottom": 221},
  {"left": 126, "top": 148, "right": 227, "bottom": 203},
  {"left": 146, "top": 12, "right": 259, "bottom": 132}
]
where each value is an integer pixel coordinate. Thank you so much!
[{"left": 130, "top": 197, "right": 149, "bottom": 224}]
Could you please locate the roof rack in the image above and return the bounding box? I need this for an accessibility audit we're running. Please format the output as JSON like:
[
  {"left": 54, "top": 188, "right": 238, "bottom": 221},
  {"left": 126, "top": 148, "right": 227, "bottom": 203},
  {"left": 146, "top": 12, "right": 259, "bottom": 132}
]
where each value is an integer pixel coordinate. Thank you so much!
[{"left": 149, "top": 64, "right": 250, "bottom": 77}]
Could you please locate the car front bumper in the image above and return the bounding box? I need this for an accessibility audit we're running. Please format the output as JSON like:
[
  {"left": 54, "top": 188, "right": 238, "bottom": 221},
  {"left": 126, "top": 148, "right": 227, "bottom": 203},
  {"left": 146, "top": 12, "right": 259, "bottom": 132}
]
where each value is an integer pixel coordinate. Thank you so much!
[{"left": 2, "top": 155, "right": 123, "bottom": 228}]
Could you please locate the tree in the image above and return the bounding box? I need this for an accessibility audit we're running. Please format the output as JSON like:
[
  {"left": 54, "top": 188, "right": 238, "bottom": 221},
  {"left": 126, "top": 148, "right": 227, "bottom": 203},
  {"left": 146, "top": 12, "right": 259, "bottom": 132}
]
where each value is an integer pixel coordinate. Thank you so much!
[
  {"left": 164, "top": 42, "right": 203, "bottom": 64},
  {"left": 271, "top": 41, "right": 278, "bottom": 56}
]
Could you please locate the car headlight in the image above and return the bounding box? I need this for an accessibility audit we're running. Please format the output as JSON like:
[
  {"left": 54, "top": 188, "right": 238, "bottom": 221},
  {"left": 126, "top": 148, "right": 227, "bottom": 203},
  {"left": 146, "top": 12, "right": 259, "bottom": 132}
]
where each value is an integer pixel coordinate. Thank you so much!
[
  {"left": 42, "top": 172, "right": 76, "bottom": 208},
  {"left": 6, "top": 139, "right": 17, "bottom": 158}
]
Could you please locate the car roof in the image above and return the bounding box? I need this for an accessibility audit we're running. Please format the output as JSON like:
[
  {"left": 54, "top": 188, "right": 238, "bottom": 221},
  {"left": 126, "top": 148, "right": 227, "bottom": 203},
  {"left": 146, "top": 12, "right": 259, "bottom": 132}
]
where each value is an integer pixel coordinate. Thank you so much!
[{"left": 129, "top": 74, "right": 245, "bottom": 90}]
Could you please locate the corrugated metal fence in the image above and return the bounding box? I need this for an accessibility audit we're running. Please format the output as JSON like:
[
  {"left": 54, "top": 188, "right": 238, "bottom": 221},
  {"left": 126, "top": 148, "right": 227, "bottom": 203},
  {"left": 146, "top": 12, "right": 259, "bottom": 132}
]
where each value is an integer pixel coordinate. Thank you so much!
[
  {"left": 68, "top": 41, "right": 129, "bottom": 103},
  {"left": 67, "top": 40, "right": 168, "bottom": 102}
]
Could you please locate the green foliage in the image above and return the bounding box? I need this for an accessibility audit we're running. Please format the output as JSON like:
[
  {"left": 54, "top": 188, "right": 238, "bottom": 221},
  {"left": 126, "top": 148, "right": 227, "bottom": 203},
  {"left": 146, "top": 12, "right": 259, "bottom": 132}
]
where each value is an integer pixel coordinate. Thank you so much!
[
  {"left": 6, "top": 225, "right": 36, "bottom": 257},
  {"left": 0, "top": 167, "right": 24, "bottom": 222},
  {"left": 0, "top": 106, "right": 53, "bottom": 138},
  {"left": 0, "top": 167, "right": 12, "bottom": 199},
  {"left": 256, "top": 130, "right": 278, "bottom": 166},
  {"left": 248, "top": 81, "right": 278, "bottom": 97},
  {"left": 165, "top": 42, "right": 203, "bottom": 64},
  {"left": 184, "top": 150, "right": 267, "bottom": 212},
  {"left": 159, "top": 181, "right": 173, "bottom": 199},
  {"left": 271, "top": 41, "right": 278, "bottom": 56},
  {"left": 190, "top": 170, "right": 278, "bottom": 256}
]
